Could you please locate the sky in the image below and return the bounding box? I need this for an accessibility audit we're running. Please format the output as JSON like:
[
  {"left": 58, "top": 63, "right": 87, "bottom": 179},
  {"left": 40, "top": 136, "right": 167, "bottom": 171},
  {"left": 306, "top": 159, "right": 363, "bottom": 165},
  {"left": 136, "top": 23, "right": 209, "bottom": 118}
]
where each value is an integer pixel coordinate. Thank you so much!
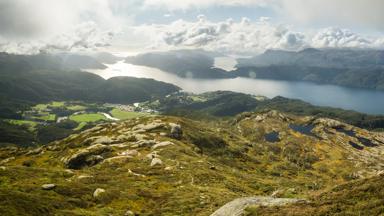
[{"left": 0, "top": 0, "right": 384, "bottom": 55}]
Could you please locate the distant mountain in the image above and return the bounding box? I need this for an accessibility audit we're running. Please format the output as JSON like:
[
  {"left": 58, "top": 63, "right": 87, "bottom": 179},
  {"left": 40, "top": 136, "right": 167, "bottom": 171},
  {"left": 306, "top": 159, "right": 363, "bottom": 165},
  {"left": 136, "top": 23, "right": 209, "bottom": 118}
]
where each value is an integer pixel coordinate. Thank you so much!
[
  {"left": 55, "top": 53, "right": 107, "bottom": 69},
  {"left": 90, "top": 52, "right": 123, "bottom": 64},
  {"left": 0, "top": 53, "right": 180, "bottom": 104},
  {"left": 233, "top": 48, "right": 384, "bottom": 90},
  {"left": 0, "top": 52, "right": 107, "bottom": 72},
  {"left": 126, "top": 49, "right": 234, "bottom": 79},
  {"left": 237, "top": 48, "right": 384, "bottom": 68}
]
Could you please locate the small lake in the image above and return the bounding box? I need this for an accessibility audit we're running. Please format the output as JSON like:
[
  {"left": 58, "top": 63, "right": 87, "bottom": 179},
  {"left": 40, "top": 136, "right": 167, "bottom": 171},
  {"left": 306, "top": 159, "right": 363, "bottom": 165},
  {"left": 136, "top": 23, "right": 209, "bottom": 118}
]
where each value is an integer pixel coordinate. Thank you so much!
[{"left": 87, "top": 61, "right": 384, "bottom": 115}]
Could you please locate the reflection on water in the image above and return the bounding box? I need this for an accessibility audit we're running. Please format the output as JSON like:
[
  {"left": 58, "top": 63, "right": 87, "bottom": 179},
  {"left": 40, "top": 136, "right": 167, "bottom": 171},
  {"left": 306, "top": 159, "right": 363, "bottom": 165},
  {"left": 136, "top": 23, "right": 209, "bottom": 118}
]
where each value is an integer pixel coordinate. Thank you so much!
[{"left": 87, "top": 61, "right": 384, "bottom": 115}]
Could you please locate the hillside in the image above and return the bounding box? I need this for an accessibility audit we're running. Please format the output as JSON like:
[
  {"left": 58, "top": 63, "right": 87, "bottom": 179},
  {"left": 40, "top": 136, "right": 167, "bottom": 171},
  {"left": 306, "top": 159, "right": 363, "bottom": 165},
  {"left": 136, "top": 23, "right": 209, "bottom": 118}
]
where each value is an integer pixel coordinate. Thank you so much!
[
  {"left": 147, "top": 91, "right": 384, "bottom": 131},
  {"left": 125, "top": 50, "right": 233, "bottom": 79},
  {"left": 234, "top": 49, "right": 384, "bottom": 90},
  {"left": 245, "top": 173, "right": 384, "bottom": 215},
  {"left": 1, "top": 111, "right": 383, "bottom": 215}
]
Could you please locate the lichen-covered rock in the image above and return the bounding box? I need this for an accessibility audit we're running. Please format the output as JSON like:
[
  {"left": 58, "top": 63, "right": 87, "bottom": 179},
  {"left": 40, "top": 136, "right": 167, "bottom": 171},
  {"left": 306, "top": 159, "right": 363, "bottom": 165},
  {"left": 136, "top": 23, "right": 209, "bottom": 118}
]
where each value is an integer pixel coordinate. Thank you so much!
[
  {"left": 152, "top": 141, "right": 174, "bottom": 150},
  {"left": 313, "top": 118, "right": 345, "bottom": 128},
  {"left": 42, "top": 184, "right": 56, "bottom": 190},
  {"left": 169, "top": 123, "right": 182, "bottom": 139},
  {"left": 119, "top": 149, "right": 139, "bottom": 157},
  {"left": 150, "top": 158, "right": 163, "bottom": 167},
  {"left": 64, "top": 144, "right": 112, "bottom": 169},
  {"left": 93, "top": 188, "right": 105, "bottom": 198}
]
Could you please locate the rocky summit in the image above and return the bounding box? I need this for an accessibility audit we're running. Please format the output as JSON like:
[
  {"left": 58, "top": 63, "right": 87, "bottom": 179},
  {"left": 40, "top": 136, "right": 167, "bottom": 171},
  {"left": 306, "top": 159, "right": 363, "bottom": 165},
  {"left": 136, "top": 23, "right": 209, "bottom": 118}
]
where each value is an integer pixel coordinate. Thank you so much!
[{"left": 1, "top": 110, "right": 384, "bottom": 215}]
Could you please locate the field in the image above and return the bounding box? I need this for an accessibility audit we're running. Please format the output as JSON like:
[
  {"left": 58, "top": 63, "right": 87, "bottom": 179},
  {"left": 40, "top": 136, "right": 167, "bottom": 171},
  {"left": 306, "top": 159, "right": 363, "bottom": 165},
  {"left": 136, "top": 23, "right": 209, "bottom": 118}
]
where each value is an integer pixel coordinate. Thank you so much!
[
  {"left": 110, "top": 108, "right": 147, "bottom": 120},
  {"left": 6, "top": 120, "right": 38, "bottom": 131},
  {"left": 67, "top": 105, "right": 87, "bottom": 111},
  {"left": 69, "top": 113, "right": 107, "bottom": 123}
]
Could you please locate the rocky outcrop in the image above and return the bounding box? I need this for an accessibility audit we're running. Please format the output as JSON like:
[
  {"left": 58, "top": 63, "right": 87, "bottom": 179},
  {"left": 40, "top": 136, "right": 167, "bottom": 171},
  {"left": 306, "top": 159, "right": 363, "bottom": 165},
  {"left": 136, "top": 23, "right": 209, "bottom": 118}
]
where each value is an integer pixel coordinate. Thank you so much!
[
  {"left": 64, "top": 144, "right": 112, "bottom": 169},
  {"left": 169, "top": 123, "right": 182, "bottom": 139},
  {"left": 210, "top": 196, "right": 304, "bottom": 216},
  {"left": 313, "top": 118, "right": 345, "bottom": 128}
]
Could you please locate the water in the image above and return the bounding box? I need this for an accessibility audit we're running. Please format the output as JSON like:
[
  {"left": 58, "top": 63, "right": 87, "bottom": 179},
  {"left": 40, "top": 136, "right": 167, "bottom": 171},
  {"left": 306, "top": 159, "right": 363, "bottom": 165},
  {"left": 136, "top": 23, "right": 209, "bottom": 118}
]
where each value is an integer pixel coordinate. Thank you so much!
[
  {"left": 87, "top": 61, "right": 384, "bottom": 115},
  {"left": 265, "top": 131, "right": 280, "bottom": 142}
]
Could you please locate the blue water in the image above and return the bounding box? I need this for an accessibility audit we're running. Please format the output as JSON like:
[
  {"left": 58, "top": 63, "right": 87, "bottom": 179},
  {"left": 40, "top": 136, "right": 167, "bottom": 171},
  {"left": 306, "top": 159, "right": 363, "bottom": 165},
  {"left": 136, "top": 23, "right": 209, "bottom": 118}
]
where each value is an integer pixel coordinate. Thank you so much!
[{"left": 89, "top": 61, "right": 384, "bottom": 115}]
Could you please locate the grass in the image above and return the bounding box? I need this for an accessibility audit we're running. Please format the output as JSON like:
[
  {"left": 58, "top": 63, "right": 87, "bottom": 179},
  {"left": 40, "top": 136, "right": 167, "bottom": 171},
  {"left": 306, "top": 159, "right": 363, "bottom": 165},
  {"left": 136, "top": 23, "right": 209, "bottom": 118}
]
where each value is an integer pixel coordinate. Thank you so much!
[
  {"left": 38, "top": 114, "right": 56, "bottom": 121},
  {"left": 74, "top": 122, "right": 87, "bottom": 131},
  {"left": 33, "top": 101, "right": 65, "bottom": 110},
  {"left": 67, "top": 105, "right": 87, "bottom": 111},
  {"left": 110, "top": 109, "right": 147, "bottom": 120},
  {"left": 7, "top": 120, "right": 38, "bottom": 131},
  {"left": 69, "top": 113, "right": 106, "bottom": 123},
  {"left": 50, "top": 101, "right": 65, "bottom": 107},
  {"left": 33, "top": 104, "right": 48, "bottom": 110}
]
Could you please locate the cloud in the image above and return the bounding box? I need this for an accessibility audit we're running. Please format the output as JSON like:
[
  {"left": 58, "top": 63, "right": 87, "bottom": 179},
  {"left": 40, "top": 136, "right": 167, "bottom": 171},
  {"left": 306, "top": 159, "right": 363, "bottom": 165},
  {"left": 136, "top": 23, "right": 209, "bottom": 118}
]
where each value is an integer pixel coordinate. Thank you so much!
[
  {"left": 311, "top": 27, "right": 372, "bottom": 48},
  {"left": 134, "top": 16, "right": 384, "bottom": 54},
  {"left": 143, "top": 0, "right": 384, "bottom": 31},
  {"left": 135, "top": 16, "right": 307, "bottom": 54},
  {"left": 142, "top": 0, "right": 271, "bottom": 10},
  {"left": 278, "top": 0, "right": 384, "bottom": 30},
  {"left": 0, "top": 22, "right": 116, "bottom": 55},
  {"left": 0, "top": 0, "right": 124, "bottom": 54}
]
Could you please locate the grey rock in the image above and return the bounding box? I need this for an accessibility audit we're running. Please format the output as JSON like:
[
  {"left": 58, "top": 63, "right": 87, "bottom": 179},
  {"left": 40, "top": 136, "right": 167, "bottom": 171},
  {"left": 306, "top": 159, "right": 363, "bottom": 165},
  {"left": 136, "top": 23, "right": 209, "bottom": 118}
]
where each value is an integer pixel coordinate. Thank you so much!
[
  {"left": 64, "top": 144, "right": 112, "bottom": 169},
  {"left": 150, "top": 158, "right": 163, "bottom": 167},
  {"left": 152, "top": 141, "right": 174, "bottom": 150},
  {"left": 93, "top": 188, "right": 106, "bottom": 198},
  {"left": 42, "top": 184, "right": 56, "bottom": 190},
  {"left": 169, "top": 123, "right": 182, "bottom": 139},
  {"left": 211, "top": 196, "right": 304, "bottom": 216}
]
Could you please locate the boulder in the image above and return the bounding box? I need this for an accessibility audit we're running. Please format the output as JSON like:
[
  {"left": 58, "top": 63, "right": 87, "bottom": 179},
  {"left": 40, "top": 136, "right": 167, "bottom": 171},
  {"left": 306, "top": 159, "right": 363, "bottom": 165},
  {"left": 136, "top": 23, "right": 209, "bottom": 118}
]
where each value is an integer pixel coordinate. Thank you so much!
[
  {"left": 93, "top": 188, "right": 106, "bottom": 198},
  {"left": 150, "top": 158, "right": 163, "bottom": 167},
  {"left": 64, "top": 144, "right": 112, "bottom": 169},
  {"left": 42, "top": 184, "right": 56, "bottom": 190},
  {"left": 169, "top": 123, "right": 182, "bottom": 139},
  {"left": 152, "top": 141, "right": 174, "bottom": 150},
  {"left": 313, "top": 118, "right": 345, "bottom": 129},
  {"left": 119, "top": 149, "right": 139, "bottom": 157}
]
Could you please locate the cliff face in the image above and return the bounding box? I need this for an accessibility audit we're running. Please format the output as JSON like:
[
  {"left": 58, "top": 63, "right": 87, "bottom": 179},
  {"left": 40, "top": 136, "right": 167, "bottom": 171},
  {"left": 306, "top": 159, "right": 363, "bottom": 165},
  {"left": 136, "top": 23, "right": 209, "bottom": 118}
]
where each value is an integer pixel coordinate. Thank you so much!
[{"left": 1, "top": 111, "right": 383, "bottom": 215}]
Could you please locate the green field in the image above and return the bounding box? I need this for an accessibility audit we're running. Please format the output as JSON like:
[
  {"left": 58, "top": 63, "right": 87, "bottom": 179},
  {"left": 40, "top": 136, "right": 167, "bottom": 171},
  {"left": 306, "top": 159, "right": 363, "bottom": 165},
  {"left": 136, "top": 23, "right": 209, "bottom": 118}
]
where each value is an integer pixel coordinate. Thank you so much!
[
  {"left": 33, "top": 114, "right": 56, "bottom": 121},
  {"left": 33, "top": 104, "right": 48, "bottom": 110},
  {"left": 69, "top": 113, "right": 106, "bottom": 123},
  {"left": 33, "top": 101, "right": 65, "bottom": 110},
  {"left": 74, "top": 122, "right": 87, "bottom": 131},
  {"left": 67, "top": 105, "right": 87, "bottom": 111},
  {"left": 7, "top": 120, "right": 38, "bottom": 131},
  {"left": 110, "top": 109, "right": 147, "bottom": 120},
  {"left": 50, "top": 101, "right": 65, "bottom": 107}
]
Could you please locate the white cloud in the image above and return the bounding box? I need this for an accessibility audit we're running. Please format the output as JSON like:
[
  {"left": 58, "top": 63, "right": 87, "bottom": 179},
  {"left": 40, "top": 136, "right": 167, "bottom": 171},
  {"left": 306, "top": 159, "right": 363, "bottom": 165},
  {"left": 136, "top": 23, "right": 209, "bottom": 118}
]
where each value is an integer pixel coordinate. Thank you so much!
[
  {"left": 311, "top": 27, "right": 371, "bottom": 48},
  {"left": 278, "top": 0, "right": 384, "bottom": 30},
  {"left": 134, "top": 16, "right": 384, "bottom": 54},
  {"left": 135, "top": 16, "right": 307, "bottom": 54},
  {"left": 142, "top": 0, "right": 271, "bottom": 10},
  {"left": 0, "top": 22, "right": 115, "bottom": 55},
  {"left": 143, "top": 0, "right": 384, "bottom": 31},
  {"left": 0, "top": 0, "right": 124, "bottom": 54}
]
